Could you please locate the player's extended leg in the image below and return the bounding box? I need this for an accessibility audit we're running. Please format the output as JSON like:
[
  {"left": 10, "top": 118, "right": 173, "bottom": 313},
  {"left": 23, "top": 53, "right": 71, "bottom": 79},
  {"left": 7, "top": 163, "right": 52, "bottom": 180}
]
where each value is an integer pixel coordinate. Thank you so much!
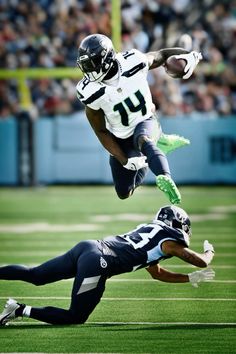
[
  {"left": 0, "top": 241, "right": 107, "bottom": 325},
  {"left": 133, "top": 117, "right": 181, "bottom": 204},
  {"left": 0, "top": 249, "right": 76, "bottom": 285},
  {"left": 24, "top": 241, "right": 107, "bottom": 325},
  {"left": 0, "top": 251, "right": 77, "bottom": 325}
]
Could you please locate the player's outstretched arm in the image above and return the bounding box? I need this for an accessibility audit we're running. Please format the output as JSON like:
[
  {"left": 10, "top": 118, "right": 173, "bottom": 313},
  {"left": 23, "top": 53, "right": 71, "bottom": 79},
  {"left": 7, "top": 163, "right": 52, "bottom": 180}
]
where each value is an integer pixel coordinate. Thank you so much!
[
  {"left": 146, "top": 264, "right": 215, "bottom": 287},
  {"left": 162, "top": 240, "right": 215, "bottom": 268},
  {"left": 147, "top": 264, "right": 189, "bottom": 283},
  {"left": 146, "top": 48, "right": 189, "bottom": 70},
  {"left": 85, "top": 106, "right": 128, "bottom": 165}
]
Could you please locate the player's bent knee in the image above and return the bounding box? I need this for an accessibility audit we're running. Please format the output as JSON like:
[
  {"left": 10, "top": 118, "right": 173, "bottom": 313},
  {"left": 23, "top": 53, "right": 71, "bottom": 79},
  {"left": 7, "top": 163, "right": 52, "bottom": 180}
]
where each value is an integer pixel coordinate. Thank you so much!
[
  {"left": 117, "top": 193, "right": 129, "bottom": 200},
  {"left": 32, "top": 278, "right": 47, "bottom": 286},
  {"left": 116, "top": 189, "right": 134, "bottom": 200},
  {"left": 29, "top": 268, "right": 48, "bottom": 286},
  {"left": 69, "top": 311, "right": 87, "bottom": 325},
  {"left": 136, "top": 135, "right": 152, "bottom": 150}
]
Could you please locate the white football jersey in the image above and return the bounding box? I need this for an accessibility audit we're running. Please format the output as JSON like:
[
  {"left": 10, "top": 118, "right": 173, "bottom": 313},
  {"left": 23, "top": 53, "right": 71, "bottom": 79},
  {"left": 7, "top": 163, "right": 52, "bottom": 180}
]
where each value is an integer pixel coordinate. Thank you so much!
[{"left": 76, "top": 49, "right": 155, "bottom": 139}]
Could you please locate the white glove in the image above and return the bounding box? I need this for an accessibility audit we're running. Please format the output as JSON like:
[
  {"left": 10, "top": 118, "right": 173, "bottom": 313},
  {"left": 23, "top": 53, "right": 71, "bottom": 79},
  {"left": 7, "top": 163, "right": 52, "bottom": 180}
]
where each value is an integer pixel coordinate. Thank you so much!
[
  {"left": 174, "top": 51, "right": 203, "bottom": 79},
  {"left": 203, "top": 240, "right": 215, "bottom": 253},
  {"left": 188, "top": 268, "right": 215, "bottom": 288},
  {"left": 123, "top": 156, "right": 148, "bottom": 171}
]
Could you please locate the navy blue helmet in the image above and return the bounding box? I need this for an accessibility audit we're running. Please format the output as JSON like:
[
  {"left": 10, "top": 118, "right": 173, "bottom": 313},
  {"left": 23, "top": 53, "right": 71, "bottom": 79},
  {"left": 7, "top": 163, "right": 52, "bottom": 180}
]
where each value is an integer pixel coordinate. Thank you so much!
[
  {"left": 77, "top": 34, "right": 116, "bottom": 82},
  {"left": 155, "top": 205, "right": 192, "bottom": 238}
]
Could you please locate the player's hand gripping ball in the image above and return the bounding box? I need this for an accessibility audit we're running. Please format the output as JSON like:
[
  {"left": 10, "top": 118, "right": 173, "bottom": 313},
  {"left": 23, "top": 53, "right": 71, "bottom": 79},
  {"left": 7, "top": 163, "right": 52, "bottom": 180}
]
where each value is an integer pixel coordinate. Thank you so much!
[{"left": 163, "top": 56, "right": 186, "bottom": 79}]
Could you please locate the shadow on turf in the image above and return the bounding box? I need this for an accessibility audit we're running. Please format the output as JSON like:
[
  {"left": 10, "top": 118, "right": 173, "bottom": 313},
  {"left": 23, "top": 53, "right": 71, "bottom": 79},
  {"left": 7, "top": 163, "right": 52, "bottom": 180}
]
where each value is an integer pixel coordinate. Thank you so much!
[
  {"left": 4, "top": 323, "right": 236, "bottom": 330},
  {"left": 89, "top": 324, "right": 236, "bottom": 331}
]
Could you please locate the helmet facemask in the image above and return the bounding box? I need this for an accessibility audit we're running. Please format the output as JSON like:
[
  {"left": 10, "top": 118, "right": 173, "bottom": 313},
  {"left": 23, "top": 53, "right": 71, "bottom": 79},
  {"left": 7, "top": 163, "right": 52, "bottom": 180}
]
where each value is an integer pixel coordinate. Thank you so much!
[
  {"left": 155, "top": 205, "right": 192, "bottom": 245},
  {"left": 77, "top": 34, "right": 116, "bottom": 82}
]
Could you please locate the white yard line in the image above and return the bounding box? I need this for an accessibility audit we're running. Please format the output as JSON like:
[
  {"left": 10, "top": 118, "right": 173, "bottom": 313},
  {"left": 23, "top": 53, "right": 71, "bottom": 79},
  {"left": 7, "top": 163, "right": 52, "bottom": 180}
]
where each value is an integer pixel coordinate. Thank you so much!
[
  {"left": 109, "top": 279, "right": 236, "bottom": 283},
  {"left": 62, "top": 278, "right": 236, "bottom": 283},
  {"left": 6, "top": 321, "right": 236, "bottom": 326},
  {"left": 0, "top": 263, "right": 235, "bottom": 269},
  {"left": 91, "top": 213, "right": 229, "bottom": 222},
  {"left": 0, "top": 296, "right": 235, "bottom": 301},
  {"left": 0, "top": 223, "right": 101, "bottom": 233},
  {"left": 2, "top": 241, "right": 235, "bottom": 249},
  {"left": 0, "top": 251, "right": 235, "bottom": 257}
]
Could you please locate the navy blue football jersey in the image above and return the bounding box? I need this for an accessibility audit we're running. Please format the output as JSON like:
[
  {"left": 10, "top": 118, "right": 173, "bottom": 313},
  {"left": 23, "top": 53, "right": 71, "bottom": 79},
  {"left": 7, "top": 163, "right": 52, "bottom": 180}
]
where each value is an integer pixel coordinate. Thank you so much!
[{"left": 100, "top": 220, "right": 189, "bottom": 275}]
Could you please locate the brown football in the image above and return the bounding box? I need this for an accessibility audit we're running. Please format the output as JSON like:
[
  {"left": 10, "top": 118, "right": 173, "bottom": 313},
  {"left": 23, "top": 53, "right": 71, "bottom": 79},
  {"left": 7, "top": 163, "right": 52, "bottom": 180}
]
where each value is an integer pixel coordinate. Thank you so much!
[{"left": 164, "top": 56, "right": 186, "bottom": 79}]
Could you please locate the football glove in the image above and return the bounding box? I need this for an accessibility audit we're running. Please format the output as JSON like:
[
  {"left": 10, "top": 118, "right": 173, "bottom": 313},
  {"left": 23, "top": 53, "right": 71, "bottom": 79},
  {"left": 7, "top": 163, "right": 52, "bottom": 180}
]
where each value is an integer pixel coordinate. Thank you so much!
[
  {"left": 123, "top": 156, "right": 148, "bottom": 171},
  {"left": 174, "top": 51, "right": 202, "bottom": 79},
  {"left": 203, "top": 240, "right": 215, "bottom": 253},
  {"left": 188, "top": 268, "right": 215, "bottom": 288}
]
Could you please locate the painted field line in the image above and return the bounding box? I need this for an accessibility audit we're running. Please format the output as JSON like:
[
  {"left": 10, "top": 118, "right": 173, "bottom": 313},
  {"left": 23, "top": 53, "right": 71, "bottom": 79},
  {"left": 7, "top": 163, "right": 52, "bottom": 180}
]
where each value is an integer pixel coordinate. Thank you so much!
[
  {"left": 88, "top": 321, "right": 236, "bottom": 326},
  {"left": 2, "top": 241, "right": 235, "bottom": 249},
  {"left": 0, "top": 251, "right": 235, "bottom": 257},
  {"left": 0, "top": 263, "right": 235, "bottom": 269},
  {"left": 61, "top": 278, "right": 236, "bottom": 284},
  {"left": 0, "top": 297, "right": 235, "bottom": 301},
  {"left": 0, "top": 353, "right": 122, "bottom": 354},
  {"left": 0, "top": 353, "right": 119, "bottom": 354},
  {"left": 8, "top": 321, "right": 236, "bottom": 326},
  {"left": 108, "top": 279, "right": 236, "bottom": 283},
  {"left": 92, "top": 213, "right": 230, "bottom": 223},
  {"left": 0, "top": 223, "right": 101, "bottom": 233}
]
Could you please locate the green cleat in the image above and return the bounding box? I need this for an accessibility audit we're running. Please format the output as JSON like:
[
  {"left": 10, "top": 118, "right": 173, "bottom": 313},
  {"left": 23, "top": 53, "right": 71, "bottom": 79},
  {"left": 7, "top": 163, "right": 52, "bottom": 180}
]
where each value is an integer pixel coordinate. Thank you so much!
[
  {"left": 156, "top": 174, "right": 181, "bottom": 204},
  {"left": 157, "top": 133, "right": 190, "bottom": 155}
]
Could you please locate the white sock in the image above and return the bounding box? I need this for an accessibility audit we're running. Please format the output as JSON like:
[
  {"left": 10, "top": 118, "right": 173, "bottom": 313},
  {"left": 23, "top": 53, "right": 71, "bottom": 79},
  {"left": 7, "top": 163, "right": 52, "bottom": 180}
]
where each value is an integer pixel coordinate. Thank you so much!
[{"left": 22, "top": 305, "right": 32, "bottom": 317}]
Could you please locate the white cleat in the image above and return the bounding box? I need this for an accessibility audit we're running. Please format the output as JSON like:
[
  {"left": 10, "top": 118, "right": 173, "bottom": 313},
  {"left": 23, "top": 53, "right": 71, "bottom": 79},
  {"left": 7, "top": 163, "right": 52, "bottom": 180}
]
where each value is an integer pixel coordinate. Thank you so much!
[{"left": 0, "top": 298, "right": 20, "bottom": 326}]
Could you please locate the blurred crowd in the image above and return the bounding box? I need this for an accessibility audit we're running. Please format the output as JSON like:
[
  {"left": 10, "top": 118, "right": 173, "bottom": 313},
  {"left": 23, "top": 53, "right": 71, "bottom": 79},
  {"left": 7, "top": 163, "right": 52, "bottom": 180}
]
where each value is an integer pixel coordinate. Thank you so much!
[{"left": 0, "top": 0, "right": 235, "bottom": 119}]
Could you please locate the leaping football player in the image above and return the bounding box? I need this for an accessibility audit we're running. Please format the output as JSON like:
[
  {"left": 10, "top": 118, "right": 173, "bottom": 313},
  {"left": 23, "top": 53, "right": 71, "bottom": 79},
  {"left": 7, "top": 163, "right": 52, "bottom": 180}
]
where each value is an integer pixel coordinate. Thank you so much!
[
  {"left": 76, "top": 34, "right": 202, "bottom": 203},
  {"left": 0, "top": 205, "right": 215, "bottom": 326}
]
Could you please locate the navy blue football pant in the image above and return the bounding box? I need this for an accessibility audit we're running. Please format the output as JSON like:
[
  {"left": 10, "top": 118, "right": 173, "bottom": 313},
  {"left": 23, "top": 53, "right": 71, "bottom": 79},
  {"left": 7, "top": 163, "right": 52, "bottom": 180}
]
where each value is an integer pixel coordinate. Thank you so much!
[
  {"left": 0, "top": 241, "right": 109, "bottom": 324},
  {"left": 110, "top": 116, "right": 170, "bottom": 198}
]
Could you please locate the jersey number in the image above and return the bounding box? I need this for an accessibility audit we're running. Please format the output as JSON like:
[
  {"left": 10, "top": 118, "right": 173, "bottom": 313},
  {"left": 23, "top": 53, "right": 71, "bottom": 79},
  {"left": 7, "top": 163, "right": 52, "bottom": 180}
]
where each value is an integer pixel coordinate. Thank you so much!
[
  {"left": 113, "top": 90, "right": 147, "bottom": 126},
  {"left": 124, "top": 224, "right": 162, "bottom": 250}
]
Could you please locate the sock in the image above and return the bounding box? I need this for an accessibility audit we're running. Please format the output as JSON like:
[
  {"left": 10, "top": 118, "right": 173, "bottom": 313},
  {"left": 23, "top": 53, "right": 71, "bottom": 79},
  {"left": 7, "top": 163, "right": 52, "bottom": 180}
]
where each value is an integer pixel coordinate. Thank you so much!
[
  {"left": 15, "top": 303, "right": 26, "bottom": 317},
  {"left": 141, "top": 141, "right": 170, "bottom": 176},
  {"left": 23, "top": 305, "right": 32, "bottom": 317}
]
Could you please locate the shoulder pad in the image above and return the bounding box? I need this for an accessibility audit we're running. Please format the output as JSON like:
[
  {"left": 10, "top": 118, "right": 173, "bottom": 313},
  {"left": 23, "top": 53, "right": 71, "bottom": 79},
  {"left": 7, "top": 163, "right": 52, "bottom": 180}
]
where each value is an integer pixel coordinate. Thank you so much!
[
  {"left": 154, "top": 221, "right": 189, "bottom": 247},
  {"left": 120, "top": 49, "right": 147, "bottom": 63},
  {"left": 76, "top": 79, "right": 106, "bottom": 106}
]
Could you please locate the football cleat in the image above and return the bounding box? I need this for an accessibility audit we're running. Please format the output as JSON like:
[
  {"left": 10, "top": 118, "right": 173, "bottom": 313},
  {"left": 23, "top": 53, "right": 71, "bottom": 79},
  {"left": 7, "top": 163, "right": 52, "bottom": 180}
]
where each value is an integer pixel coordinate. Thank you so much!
[
  {"left": 157, "top": 134, "right": 190, "bottom": 155},
  {"left": 156, "top": 175, "right": 181, "bottom": 204},
  {"left": 0, "top": 298, "right": 21, "bottom": 326}
]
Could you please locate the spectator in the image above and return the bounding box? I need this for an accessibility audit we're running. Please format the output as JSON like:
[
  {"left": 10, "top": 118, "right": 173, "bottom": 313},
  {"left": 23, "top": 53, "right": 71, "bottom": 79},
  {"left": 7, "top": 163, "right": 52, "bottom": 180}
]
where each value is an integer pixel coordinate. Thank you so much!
[{"left": 0, "top": 0, "right": 235, "bottom": 119}]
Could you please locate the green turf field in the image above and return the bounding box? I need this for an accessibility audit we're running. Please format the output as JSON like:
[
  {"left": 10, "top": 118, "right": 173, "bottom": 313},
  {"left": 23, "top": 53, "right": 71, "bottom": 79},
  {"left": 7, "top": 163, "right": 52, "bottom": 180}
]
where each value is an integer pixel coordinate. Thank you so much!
[{"left": 0, "top": 185, "right": 235, "bottom": 353}]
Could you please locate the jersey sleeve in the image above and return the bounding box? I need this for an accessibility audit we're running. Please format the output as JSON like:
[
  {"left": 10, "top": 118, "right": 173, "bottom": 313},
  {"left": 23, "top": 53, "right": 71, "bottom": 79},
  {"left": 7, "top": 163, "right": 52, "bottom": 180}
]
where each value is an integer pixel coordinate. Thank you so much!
[
  {"left": 76, "top": 80, "right": 105, "bottom": 110},
  {"left": 131, "top": 49, "right": 149, "bottom": 75}
]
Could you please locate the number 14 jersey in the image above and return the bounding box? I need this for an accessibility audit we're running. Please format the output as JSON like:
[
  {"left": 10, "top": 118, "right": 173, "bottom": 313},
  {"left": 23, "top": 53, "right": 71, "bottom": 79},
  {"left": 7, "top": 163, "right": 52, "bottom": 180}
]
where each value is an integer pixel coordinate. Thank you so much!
[{"left": 76, "top": 49, "right": 155, "bottom": 139}]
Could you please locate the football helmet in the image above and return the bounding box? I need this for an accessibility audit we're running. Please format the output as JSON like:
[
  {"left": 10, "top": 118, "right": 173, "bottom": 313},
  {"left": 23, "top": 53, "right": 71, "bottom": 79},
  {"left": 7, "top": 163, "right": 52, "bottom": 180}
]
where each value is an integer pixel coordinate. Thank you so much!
[
  {"left": 155, "top": 205, "right": 192, "bottom": 237},
  {"left": 77, "top": 34, "right": 116, "bottom": 82}
]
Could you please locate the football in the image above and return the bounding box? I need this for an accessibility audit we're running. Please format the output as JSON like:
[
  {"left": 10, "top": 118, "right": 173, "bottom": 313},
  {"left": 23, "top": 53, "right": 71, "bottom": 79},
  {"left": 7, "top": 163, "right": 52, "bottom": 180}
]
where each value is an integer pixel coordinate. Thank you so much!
[{"left": 164, "top": 56, "right": 186, "bottom": 79}]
